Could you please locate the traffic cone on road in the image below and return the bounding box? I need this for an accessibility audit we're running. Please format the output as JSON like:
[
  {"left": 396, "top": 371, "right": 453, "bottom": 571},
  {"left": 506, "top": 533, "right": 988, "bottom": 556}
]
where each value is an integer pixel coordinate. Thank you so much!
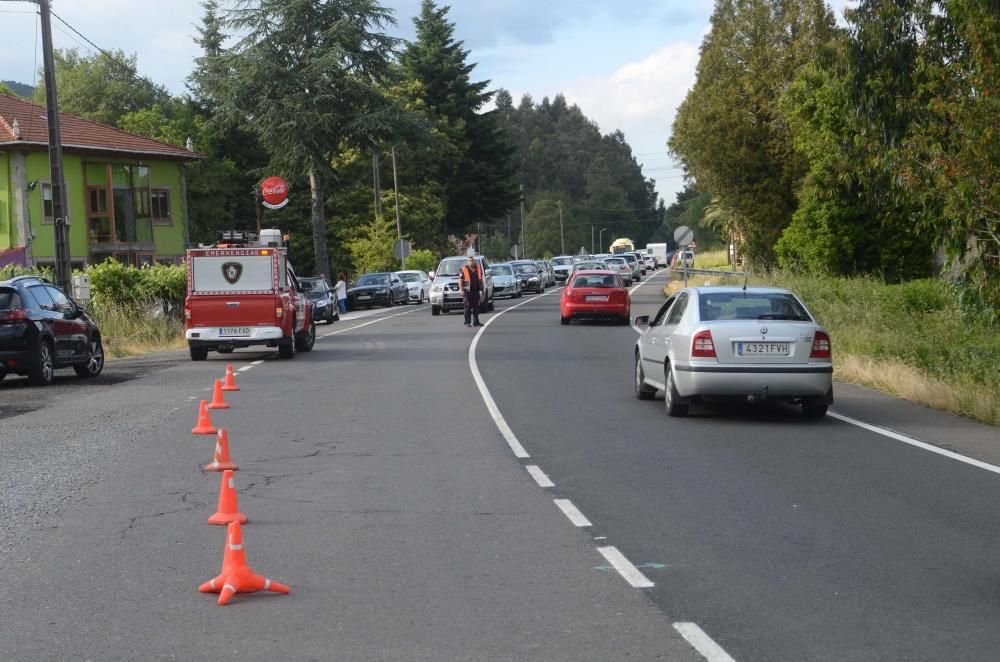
[
  {"left": 222, "top": 364, "right": 240, "bottom": 392},
  {"left": 199, "top": 521, "right": 290, "bottom": 606},
  {"left": 191, "top": 400, "right": 217, "bottom": 435},
  {"left": 207, "top": 470, "right": 248, "bottom": 526},
  {"left": 207, "top": 378, "right": 231, "bottom": 410},
  {"left": 204, "top": 428, "right": 238, "bottom": 472}
]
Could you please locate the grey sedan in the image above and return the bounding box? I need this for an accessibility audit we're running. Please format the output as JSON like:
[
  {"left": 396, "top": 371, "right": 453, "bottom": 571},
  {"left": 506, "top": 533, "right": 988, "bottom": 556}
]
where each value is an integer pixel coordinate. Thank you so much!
[{"left": 633, "top": 287, "right": 833, "bottom": 418}]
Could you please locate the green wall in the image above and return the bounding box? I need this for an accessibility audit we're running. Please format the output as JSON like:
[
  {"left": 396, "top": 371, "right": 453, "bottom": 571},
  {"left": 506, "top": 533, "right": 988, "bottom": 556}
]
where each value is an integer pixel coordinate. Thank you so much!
[
  {"left": 19, "top": 151, "right": 188, "bottom": 261},
  {"left": 0, "top": 153, "right": 9, "bottom": 250}
]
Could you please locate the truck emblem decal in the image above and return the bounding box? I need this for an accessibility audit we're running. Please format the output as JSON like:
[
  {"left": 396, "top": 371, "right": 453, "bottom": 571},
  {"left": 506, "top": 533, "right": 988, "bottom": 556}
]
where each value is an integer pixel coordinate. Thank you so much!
[{"left": 222, "top": 262, "right": 243, "bottom": 285}]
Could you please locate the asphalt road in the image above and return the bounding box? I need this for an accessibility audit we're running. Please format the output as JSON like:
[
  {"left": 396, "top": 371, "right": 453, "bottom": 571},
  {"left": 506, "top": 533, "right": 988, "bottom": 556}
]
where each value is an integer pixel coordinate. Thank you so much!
[{"left": 1, "top": 272, "right": 998, "bottom": 661}]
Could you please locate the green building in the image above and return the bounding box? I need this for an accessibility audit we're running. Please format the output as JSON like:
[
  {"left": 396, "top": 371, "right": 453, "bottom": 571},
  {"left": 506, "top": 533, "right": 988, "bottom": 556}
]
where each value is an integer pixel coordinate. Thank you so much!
[{"left": 0, "top": 94, "right": 201, "bottom": 269}]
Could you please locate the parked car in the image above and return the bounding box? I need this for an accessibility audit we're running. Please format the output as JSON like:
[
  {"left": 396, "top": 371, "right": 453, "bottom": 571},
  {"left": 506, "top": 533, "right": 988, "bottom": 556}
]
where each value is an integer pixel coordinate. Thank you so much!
[
  {"left": 573, "top": 260, "right": 610, "bottom": 272},
  {"left": 395, "top": 270, "right": 432, "bottom": 304},
  {"left": 602, "top": 257, "right": 633, "bottom": 286},
  {"left": 347, "top": 273, "right": 408, "bottom": 309},
  {"left": 489, "top": 263, "right": 522, "bottom": 299},
  {"left": 429, "top": 255, "right": 495, "bottom": 315},
  {"left": 511, "top": 260, "right": 544, "bottom": 293},
  {"left": 551, "top": 256, "right": 576, "bottom": 284},
  {"left": 627, "top": 251, "right": 649, "bottom": 275},
  {"left": 299, "top": 276, "right": 339, "bottom": 324},
  {"left": 560, "top": 270, "right": 630, "bottom": 325},
  {"left": 633, "top": 287, "right": 833, "bottom": 418},
  {"left": 673, "top": 250, "right": 695, "bottom": 269},
  {"left": 536, "top": 260, "right": 555, "bottom": 287},
  {"left": 0, "top": 275, "right": 104, "bottom": 385}
]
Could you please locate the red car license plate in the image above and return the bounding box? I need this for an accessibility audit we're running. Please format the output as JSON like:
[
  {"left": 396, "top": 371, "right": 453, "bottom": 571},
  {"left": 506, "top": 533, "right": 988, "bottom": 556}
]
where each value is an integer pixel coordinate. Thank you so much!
[{"left": 585, "top": 295, "right": 609, "bottom": 302}]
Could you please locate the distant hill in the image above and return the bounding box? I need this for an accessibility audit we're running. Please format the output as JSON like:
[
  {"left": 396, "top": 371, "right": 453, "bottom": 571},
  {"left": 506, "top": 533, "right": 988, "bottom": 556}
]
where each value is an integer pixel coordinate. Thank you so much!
[{"left": 1, "top": 81, "right": 35, "bottom": 99}]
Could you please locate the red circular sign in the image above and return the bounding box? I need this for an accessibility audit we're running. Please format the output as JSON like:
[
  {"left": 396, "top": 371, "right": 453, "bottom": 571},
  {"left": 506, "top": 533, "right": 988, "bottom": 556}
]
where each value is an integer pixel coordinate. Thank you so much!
[{"left": 260, "top": 177, "right": 289, "bottom": 206}]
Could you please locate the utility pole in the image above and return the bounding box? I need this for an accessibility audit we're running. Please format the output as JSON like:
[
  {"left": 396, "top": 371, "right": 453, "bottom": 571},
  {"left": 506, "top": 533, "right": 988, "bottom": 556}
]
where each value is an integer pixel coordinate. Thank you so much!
[
  {"left": 390, "top": 146, "right": 404, "bottom": 269},
  {"left": 253, "top": 184, "right": 262, "bottom": 235},
  {"left": 591, "top": 225, "right": 594, "bottom": 254},
  {"left": 38, "top": 0, "right": 72, "bottom": 290},
  {"left": 558, "top": 200, "right": 564, "bottom": 255},
  {"left": 519, "top": 184, "right": 526, "bottom": 258},
  {"left": 372, "top": 153, "right": 382, "bottom": 217}
]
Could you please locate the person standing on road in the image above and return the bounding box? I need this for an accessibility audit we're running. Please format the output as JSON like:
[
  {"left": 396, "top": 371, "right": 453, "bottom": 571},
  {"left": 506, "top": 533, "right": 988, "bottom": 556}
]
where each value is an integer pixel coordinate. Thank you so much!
[
  {"left": 335, "top": 272, "right": 348, "bottom": 314},
  {"left": 460, "top": 256, "right": 485, "bottom": 328}
]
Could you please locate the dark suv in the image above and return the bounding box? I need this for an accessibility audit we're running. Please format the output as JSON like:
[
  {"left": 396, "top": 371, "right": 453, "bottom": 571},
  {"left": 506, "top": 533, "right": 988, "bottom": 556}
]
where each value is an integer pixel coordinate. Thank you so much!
[{"left": 0, "top": 276, "right": 104, "bottom": 386}]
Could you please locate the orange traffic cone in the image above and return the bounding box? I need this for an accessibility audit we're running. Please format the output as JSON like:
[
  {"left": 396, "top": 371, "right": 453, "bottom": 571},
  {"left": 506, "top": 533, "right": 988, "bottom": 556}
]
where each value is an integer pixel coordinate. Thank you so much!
[
  {"left": 207, "top": 378, "right": 230, "bottom": 410},
  {"left": 199, "top": 521, "right": 290, "bottom": 606},
  {"left": 222, "top": 364, "right": 240, "bottom": 392},
  {"left": 191, "top": 400, "right": 217, "bottom": 435},
  {"left": 204, "top": 428, "right": 238, "bottom": 472},
  {"left": 208, "top": 470, "right": 247, "bottom": 526}
]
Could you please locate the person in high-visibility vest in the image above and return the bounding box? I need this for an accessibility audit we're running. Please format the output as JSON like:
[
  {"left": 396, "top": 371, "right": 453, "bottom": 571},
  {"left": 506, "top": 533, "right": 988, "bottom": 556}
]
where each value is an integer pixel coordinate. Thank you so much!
[{"left": 460, "top": 256, "right": 485, "bottom": 327}]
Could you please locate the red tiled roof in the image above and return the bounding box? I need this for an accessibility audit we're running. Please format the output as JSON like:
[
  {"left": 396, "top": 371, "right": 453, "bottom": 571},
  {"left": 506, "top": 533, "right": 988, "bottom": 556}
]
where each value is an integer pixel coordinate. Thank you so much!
[{"left": 0, "top": 94, "right": 201, "bottom": 160}]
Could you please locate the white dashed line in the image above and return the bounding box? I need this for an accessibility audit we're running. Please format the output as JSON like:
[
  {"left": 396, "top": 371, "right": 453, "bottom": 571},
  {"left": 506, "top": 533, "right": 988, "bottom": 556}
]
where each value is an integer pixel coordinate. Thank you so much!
[
  {"left": 829, "top": 411, "right": 1000, "bottom": 476},
  {"left": 596, "top": 546, "right": 654, "bottom": 588},
  {"left": 238, "top": 366, "right": 253, "bottom": 372},
  {"left": 554, "top": 499, "right": 592, "bottom": 527},
  {"left": 673, "top": 623, "right": 739, "bottom": 662},
  {"left": 526, "top": 465, "right": 554, "bottom": 488},
  {"left": 250, "top": 360, "right": 264, "bottom": 366},
  {"left": 468, "top": 291, "right": 556, "bottom": 458},
  {"left": 320, "top": 308, "right": 420, "bottom": 338},
  {"left": 630, "top": 270, "right": 671, "bottom": 333}
]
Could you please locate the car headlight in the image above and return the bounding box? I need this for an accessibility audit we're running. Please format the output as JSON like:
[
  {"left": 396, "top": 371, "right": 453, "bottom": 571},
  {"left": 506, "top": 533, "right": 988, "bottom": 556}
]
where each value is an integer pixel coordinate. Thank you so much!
[
  {"left": 529, "top": 277, "right": 538, "bottom": 282},
  {"left": 315, "top": 300, "right": 327, "bottom": 307},
  {"left": 432, "top": 285, "right": 442, "bottom": 293}
]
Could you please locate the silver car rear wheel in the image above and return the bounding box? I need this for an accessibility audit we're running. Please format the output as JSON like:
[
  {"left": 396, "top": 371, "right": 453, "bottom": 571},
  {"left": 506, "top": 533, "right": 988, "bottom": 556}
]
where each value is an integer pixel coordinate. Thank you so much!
[{"left": 664, "top": 365, "right": 688, "bottom": 417}]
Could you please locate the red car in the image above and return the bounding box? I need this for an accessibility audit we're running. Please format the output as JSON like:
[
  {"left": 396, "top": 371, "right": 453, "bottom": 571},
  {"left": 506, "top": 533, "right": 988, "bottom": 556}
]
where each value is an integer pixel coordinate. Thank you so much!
[{"left": 560, "top": 270, "right": 630, "bottom": 325}]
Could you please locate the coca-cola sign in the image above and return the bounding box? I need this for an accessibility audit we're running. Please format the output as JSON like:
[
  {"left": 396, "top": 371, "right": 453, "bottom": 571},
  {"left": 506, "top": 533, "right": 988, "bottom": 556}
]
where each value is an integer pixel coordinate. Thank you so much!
[{"left": 260, "top": 176, "right": 289, "bottom": 210}]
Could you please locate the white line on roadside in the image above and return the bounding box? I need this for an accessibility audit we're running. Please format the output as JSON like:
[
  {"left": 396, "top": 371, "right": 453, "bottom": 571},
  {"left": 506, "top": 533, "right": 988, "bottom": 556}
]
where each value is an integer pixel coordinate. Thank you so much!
[
  {"left": 250, "top": 360, "right": 264, "bottom": 366},
  {"left": 526, "top": 465, "right": 555, "bottom": 487},
  {"left": 319, "top": 307, "right": 419, "bottom": 338},
  {"left": 596, "top": 546, "right": 654, "bottom": 588},
  {"left": 554, "top": 499, "right": 592, "bottom": 527},
  {"left": 828, "top": 411, "right": 1000, "bottom": 476},
  {"left": 238, "top": 366, "right": 253, "bottom": 372},
  {"left": 629, "top": 271, "right": 671, "bottom": 333},
  {"left": 468, "top": 290, "right": 556, "bottom": 458},
  {"left": 673, "top": 623, "right": 739, "bottom": 662}
]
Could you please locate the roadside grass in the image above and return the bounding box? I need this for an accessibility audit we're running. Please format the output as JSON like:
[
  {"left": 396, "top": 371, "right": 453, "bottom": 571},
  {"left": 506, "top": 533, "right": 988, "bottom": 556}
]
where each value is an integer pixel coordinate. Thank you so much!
[
  {"left": 87, "top": 301, "right": 185, "bottom": 359},
  {"left": 664, "top": 273, "right": 1000, "bottom": 425},
  {"left": 693, "top": 249, "right": 731, "bottom": 269}
]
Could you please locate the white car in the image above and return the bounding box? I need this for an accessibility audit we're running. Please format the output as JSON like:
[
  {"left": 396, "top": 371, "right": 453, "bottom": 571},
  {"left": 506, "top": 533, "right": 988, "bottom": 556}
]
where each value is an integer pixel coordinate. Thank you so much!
[
  {"left": 633, "top": 287, "right": 833, "bottom": 418},
  {"left": 396, "top": 270, "right": 432, "bottom": 304}
]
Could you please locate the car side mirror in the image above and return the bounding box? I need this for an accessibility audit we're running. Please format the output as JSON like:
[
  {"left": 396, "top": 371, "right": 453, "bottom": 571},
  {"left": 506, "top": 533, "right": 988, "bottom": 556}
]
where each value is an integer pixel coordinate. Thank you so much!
[{"left": 634, "top": 315, "right": 650, "bottom": 327}]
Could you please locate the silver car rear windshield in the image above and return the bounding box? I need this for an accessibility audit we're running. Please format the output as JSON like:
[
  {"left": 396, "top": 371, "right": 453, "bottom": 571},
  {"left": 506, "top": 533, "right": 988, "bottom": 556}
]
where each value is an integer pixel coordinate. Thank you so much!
[
  {"left": 490, "top": 265, "right": 514, "bottom": 276},
  {"left": 699, "top": 292, "right": 811, "bottom": 321}
]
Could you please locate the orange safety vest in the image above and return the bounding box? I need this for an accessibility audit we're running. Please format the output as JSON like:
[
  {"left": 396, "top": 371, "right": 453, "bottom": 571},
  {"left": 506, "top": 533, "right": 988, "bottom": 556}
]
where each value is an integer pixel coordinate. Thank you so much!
[{"left": 460, "top": 263, "right": 484, "bottom": 292}]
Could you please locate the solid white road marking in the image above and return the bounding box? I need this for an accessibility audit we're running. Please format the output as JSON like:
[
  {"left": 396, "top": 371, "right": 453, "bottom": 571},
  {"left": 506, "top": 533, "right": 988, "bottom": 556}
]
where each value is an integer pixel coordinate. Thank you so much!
[
  {"left": 250, "top": 360, "right": 264, "bottom": 366},
  {"left": 828, "top": 411, "right": 1000, "bottom": 476},
  {"left": 673, "top": 623, "right": 739, "bottom": 662},
  {"left": 630, "top": 270, "right": 671, "bottom": 333},
  {"left": 468, "top": 290, "right": 556, "bottom": 458},
  {"left": 238, "top": 366, "right": 253, "bottom": 372},
  {"left": 526, "top": 465, "right": 555, "bottom": 488},
  {"left": 554, "top": 499, "right": 592, "bottom": 527},
  {"left": 597, "top": 546, "right": 654, "bottom": 588}
]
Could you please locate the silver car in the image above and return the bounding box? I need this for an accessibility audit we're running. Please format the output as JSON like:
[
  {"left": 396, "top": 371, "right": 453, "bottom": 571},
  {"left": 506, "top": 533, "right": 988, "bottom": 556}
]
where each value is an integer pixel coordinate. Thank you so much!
[
  {"left": 551, "top": 256, "right": 576, "bottom": 284},
  {"left": 429, "top": 255, "right": 495, "bottom": 315},
  {"left": 489, "top": 263, "right": 522, "bottom": 299},
  {"left": 602, "top": 257, "right": 632, "bottom": 285},
  {"left": 633, "top": 287, "right": 833, "bottom": 418},
  {"left": 395, "top": 270, "right": 432, "bottom": 304}
]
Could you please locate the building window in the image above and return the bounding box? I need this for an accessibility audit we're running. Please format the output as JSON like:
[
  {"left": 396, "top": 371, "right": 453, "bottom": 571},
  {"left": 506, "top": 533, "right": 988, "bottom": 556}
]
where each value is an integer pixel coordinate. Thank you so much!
[
  {"left": 40, "top": 182, "right": 54, "bottom": 224},
  {"left": 151, "top": 188, "right": 171, "bottom": 225}
]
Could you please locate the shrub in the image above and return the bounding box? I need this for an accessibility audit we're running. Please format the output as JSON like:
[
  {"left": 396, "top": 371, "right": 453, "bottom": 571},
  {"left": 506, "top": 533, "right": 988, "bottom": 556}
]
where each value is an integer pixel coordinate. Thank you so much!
[{"left": 406, "top": 248, "right": 438, "bottom": 273}]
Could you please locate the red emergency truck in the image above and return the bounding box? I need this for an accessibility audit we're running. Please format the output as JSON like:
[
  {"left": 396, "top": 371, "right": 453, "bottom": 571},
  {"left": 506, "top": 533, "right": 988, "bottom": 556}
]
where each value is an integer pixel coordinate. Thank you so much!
[{"left": 184, "top": 244, "right": 314, "bottom": 361}]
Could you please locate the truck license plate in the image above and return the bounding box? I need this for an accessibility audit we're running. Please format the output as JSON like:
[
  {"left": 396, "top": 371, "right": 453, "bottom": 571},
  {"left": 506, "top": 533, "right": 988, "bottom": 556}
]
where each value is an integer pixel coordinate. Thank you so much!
[{"left": 219, "top": 327, "right": 251, "bottom": 337}]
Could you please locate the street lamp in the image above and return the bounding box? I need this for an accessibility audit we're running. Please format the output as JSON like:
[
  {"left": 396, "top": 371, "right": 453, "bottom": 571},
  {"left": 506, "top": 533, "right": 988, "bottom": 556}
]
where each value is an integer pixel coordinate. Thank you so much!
[{"left": 598, "top": 227, "right": 609, "bottom": 253}]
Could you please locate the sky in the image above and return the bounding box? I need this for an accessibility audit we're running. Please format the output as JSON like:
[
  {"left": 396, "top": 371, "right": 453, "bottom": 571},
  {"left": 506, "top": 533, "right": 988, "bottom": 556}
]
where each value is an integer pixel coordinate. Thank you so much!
[{"left": 0, "top": 0, "right": 852, "bottom": 205}]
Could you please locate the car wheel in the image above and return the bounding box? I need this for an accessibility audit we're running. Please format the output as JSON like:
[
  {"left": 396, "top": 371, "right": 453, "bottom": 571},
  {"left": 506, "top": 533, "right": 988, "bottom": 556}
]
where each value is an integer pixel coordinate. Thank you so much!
[
  {"left": 560, "top": 315, "right": 569, "bottom": 325},
  {"left": 431, "top": 304, "right": 441, "bottom": 316},
  {"left": 189, "top": 345, "right": 208, "bottom": 361},
  {"left": 664, "top": 364, "right": 688, "bottom": 417},
  {"left": 74, "top": 337, "right": 105, "bottom": 378},
  {"left": 278, "top": 321, "right": 297, "bottom": 359},
  {"left": 802, "top": 400, "right": 828, "bottom": 419},
  {"left": 488, "top": 296, "right": 495, "bottom": 311},
  {"left": 28, "top": 339, "right": 55, "bottom": 386},
  {"left": 295, "top": 321, "right": 316, "bottom": 352},
  {"left": 635, "top": 354, "right": 655, "bottom": 400}
]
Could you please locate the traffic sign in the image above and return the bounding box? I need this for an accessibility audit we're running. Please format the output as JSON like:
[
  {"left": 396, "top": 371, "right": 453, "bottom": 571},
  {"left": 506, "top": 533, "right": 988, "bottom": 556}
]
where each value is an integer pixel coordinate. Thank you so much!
[
  {"left": 674, "top": 225, "right": 694, "bottom": 247},
  {"left": 393, "top": 239, "right": 412, "bottom": 260}
]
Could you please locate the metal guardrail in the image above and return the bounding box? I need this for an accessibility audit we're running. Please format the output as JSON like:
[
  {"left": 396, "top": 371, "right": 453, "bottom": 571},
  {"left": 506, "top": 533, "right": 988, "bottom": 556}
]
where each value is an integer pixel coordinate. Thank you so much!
[{"left": 671, "top": 266, "right": 747, "bottom": 278}]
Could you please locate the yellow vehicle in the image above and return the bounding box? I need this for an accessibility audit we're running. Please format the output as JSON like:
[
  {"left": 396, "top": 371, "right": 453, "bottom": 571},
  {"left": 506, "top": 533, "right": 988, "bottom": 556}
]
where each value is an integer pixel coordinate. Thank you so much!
[{"left": 610, "top": 238, "right": 635, "bottom": 255}]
